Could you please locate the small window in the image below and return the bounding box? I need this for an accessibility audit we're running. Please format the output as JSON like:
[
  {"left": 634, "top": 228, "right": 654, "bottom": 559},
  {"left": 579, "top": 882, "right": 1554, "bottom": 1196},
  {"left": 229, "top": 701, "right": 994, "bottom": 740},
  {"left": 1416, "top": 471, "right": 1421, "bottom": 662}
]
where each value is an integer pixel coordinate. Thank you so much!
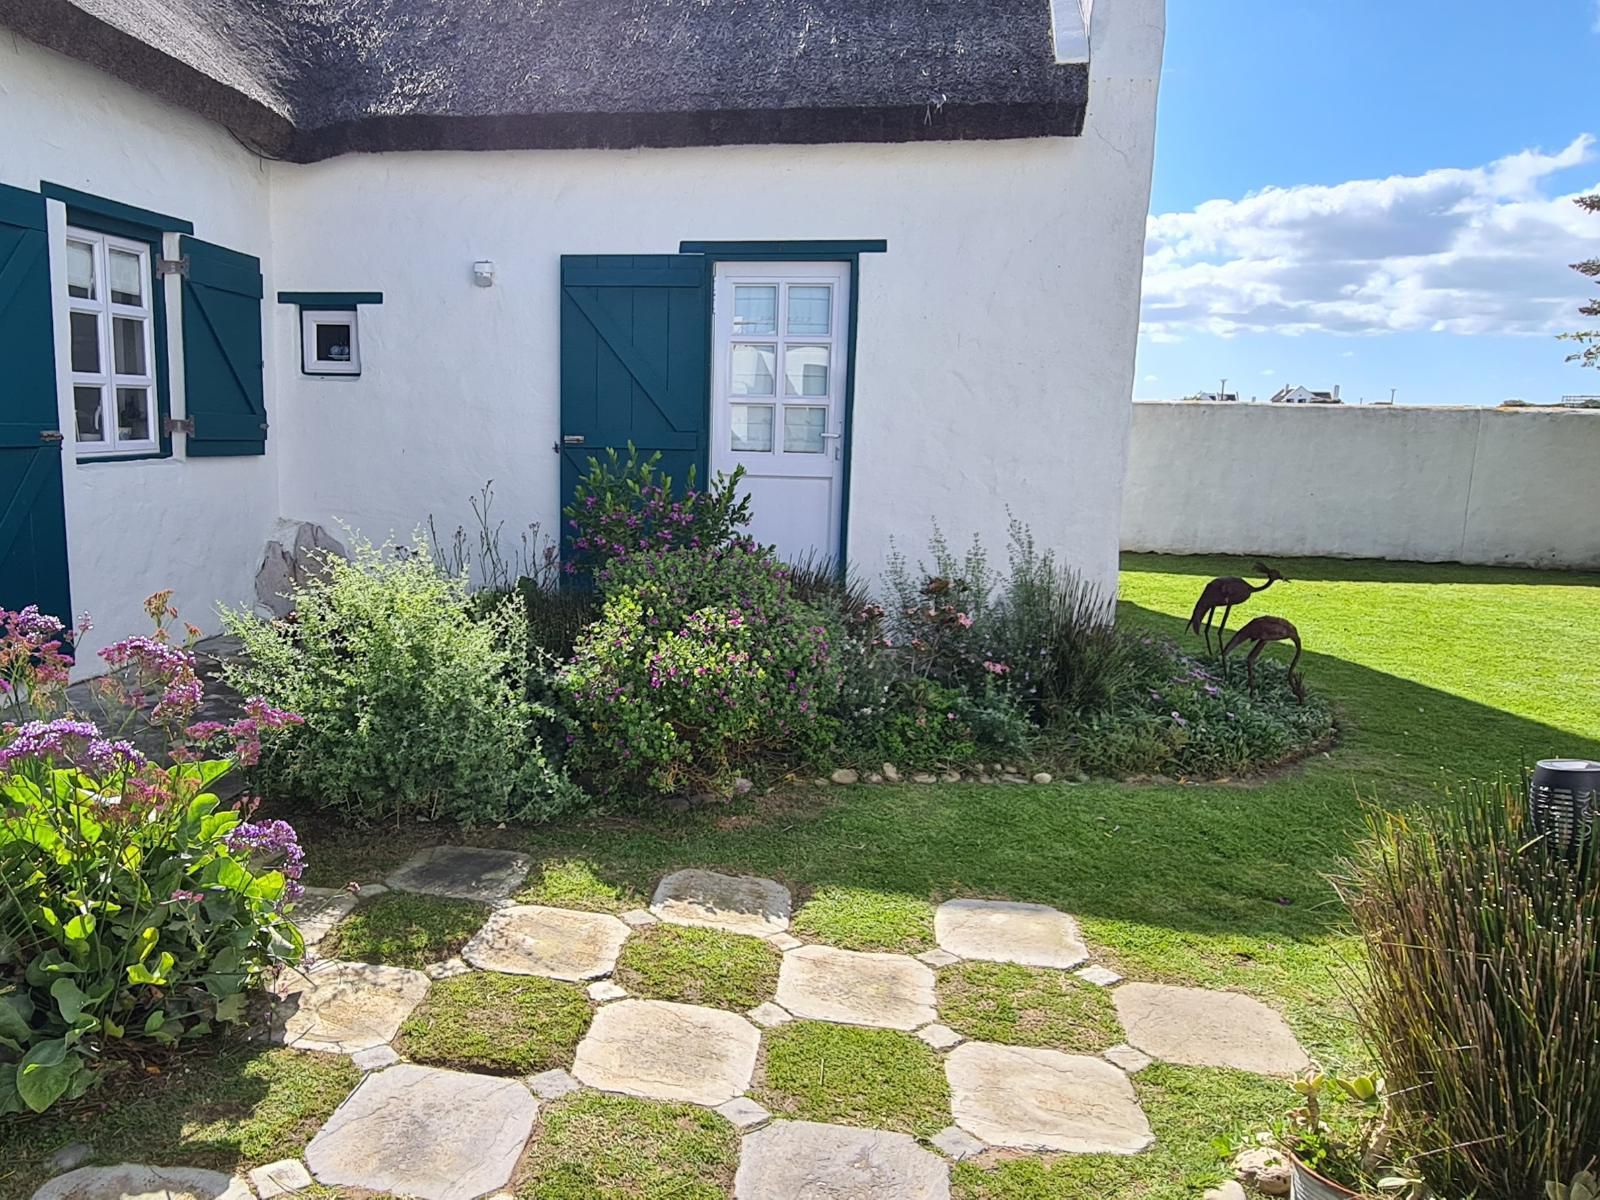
[
  {"left": 65, "top": 229, "right": 157, "bottom": 457},
  {"left": 301, "top": 309, "right": 360, "bottom": 376}
]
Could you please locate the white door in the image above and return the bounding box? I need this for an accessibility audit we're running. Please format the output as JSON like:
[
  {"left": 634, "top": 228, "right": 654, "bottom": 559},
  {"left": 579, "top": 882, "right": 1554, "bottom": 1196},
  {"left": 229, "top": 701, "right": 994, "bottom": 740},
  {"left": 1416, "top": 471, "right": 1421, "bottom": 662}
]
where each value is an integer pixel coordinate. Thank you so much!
[{"left": 710, "top": 261, "right": 849, "bottom": 563}]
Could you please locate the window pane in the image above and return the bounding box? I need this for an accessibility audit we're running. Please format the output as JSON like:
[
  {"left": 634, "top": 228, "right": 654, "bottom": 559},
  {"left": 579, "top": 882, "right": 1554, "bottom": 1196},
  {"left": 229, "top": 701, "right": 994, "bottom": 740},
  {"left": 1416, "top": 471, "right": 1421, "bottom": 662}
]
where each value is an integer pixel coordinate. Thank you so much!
[
  {"left": 109, "top": 249, "right": 143, "bottom": 305},
  {"left": 783, "top": 345, "right": 830, "bottom": 397},
  {"left": 783, "top": 405, "right": 827, "bottom": 454},
  {"left": 733, "top": 286, "right": 777, "bottom": 335},
  {"left": 315, "top": 322, "right": 353, "bottom": 362},
  {"left": 70, "top": 311, "right": 101, "bottom": 373},
  {"left": 730, "top": 404, "right": 774, "bottom": 452},
  {"left": 113, "top": 316, "right": 147, "bottom": 376},
  {"left": 787, "top": 285, "right": 832, "bottom": 335},
  {"left": 730, "top": 344, "right": 776, "bottom": 396},
  {"left": 74, "top": 386, "right": 105, "bottom": 442},
  {"left": 67, "top": 241, "right": 96, "bottom": 300},
  {"left": 116, "top": 387, "right": 151, "bottom": 442}
]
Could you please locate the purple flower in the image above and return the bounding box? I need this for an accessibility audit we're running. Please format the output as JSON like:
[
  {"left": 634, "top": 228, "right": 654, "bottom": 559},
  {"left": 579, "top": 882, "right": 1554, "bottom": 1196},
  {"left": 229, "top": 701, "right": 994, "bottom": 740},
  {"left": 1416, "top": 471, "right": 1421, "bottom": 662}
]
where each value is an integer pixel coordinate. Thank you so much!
[
  {"left": 226, "top": 817, "right": 306, "bottom": 902},
  {"left": 0, "top": 717, "right": 147, "bottom": 773}
]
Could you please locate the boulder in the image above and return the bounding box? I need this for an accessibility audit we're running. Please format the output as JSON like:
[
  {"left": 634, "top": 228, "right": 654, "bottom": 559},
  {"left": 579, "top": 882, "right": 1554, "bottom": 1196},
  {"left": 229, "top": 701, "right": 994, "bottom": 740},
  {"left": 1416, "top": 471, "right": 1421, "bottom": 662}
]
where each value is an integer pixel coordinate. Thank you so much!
[{"left": 255, "top": 521, "right": 347, "bottom": 619}]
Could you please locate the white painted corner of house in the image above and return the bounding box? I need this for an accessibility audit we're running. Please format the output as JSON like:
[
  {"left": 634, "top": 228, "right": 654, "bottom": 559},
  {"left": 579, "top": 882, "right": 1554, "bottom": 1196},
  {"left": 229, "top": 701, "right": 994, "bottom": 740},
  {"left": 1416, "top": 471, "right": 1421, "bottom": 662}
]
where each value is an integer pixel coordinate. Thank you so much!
[{"left": 1050, "top": 0, "right": 1092, "bottom": 63}]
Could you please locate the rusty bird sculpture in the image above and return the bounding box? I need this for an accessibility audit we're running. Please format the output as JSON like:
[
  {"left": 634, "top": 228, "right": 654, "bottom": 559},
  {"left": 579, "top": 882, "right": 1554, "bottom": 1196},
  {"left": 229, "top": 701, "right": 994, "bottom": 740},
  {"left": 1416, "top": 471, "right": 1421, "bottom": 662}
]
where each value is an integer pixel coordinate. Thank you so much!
[
  {"left": 1221, "top": 615, "right": 1303, "bottom": 700},
  {"left": 1188, "top": 561, "right": 1286, "bottom": 654}
]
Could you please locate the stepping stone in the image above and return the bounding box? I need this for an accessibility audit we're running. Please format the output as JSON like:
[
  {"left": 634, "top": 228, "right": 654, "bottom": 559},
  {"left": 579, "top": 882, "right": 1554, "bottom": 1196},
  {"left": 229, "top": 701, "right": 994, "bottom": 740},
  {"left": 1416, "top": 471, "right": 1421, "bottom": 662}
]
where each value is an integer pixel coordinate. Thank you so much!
[
  {"left": 650, "top": 869, "right": 791, "bottom": 937},
  {"left": 747, "top": 1001, "right": 793, "bottom": 1028},
  {"left": 248, "top": 1159, "right": 313, "bottom": 1199},
  {"left": 573, "top": 999, "right": 759, "bottom": 1106},
  {"left": 351, "top": 1044, "right": 401, "bottom": 1072},
  {"left": 32, "top": 1165, "right": 251, "bottom": 1200},
  {"left": 775, "top": 945, "right": 936, "bottom": 1030},
  {"left": 917, "top": 1023, "right": 964, "bottom": 1050},
  {"left": 735, "top": 1121, "right": 950, "bottom": 1200},
  {"left": 945, "top": 1042, "right": 1154, "bottom": 1154},
  {"left": 933, "top": 899, "right": 1087, "bottom": 969},
  {"left": 1076, "top": 965, "right": 1122, "bottom": 987},
  {"left": 1102, "top": 1043, "right": 1153, "bottom": 1074},
  {"left": 463, "top": 904, "right": 629, "bottom": 981},
  {"left": 587, "top": 980, "right": 628, "bottom": 1002},
  {"left": 1112, "top": 982, "right": 1310, "bottom": 1076},
  {"left": 916, "top": 948, "right": 961, "bottom": 968},
  {"left": 305, "top": 1063, "right": 537, "bottom": 1200},
  {"left": 527, "top": 1067, "right": 582, "bottom": 1100},
  {"left": 620, "top": 908, "right": 659, "bottom": 927},
  {"left": 424, "top": 957, "right": 472, "bottom": 980},
  {"left": 288, "top": 886, "right": 358, "bottom": 949},
  {"left": 715, "top": 1095, "right": 773, "bottom": 1130},
  {"left": 766, "top": 932, "right": 803, "bottom": 952},
  {"left": 386, "top": 845, "right": 531, "bottom": 903},
  {"left": 932, "top": 1125, "right": 987, "bottom": 1161},
  {"left": 269, "top": 960, "right": 430, "bottom": 1054}
]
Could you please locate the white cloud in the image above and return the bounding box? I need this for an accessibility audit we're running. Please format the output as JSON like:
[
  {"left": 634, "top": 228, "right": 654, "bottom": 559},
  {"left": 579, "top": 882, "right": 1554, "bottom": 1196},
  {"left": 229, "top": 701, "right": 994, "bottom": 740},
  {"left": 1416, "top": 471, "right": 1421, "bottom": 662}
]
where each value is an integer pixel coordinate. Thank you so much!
[
  {"left": 1143, "top": 373, "right": 1159, "bottom": 381},
  {"left": 1141, "top": 135, "right": 1600, "bottom": 340},
  {"left": 1340, "top": 349, "right": 1355, "bottom": 358},
  {"left": 1260, "top": 368, "right": 1276, "bottom": 375}
]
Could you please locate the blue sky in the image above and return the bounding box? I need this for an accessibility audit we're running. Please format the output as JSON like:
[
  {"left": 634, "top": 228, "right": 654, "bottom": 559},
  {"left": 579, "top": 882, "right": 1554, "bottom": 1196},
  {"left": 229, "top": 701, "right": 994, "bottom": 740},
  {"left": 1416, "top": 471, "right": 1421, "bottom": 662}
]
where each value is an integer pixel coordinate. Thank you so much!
[{"left": 1135, "top": 2, "right": 1600, "bottom": 405}]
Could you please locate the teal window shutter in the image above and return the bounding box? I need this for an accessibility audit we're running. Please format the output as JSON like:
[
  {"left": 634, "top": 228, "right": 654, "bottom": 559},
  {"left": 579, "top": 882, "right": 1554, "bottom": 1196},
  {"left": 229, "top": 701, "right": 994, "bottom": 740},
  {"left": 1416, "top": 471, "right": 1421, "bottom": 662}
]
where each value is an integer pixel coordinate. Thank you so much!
[
  {"left": 558, "top": 254, "right": 709, "bottom": 559},
  {"left": 180, "top": 235, "right": 266, "bottom": 457},
  {"left": 0, "top": 182, "right": 72, "bottom": 623}
]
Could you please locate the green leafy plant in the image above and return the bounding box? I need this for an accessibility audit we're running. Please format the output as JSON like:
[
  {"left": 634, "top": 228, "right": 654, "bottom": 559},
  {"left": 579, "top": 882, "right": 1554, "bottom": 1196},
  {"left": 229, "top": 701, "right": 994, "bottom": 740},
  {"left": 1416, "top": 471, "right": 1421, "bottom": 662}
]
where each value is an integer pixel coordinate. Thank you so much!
[
  {"left": 555, "top": 544, "right": 845, "bottom": 796},
  {"left": 1335, "top": 780, "right": 1600, "bottom": 1199},
  {"left": 222, "top": 534, "right": 582, "bottom": 825},
  {"left": 562, "top": 444, "right": 752, "bottom": 580},
  {"left": 1273, "top": 1071, "right": 1404, "bottom": 1195},
  {"left": 1550, "top": 1171, "right": 1600, "bottom": 1200},
  {"left": 0, "top": 601, "right": 304, "bottom": 1115}
]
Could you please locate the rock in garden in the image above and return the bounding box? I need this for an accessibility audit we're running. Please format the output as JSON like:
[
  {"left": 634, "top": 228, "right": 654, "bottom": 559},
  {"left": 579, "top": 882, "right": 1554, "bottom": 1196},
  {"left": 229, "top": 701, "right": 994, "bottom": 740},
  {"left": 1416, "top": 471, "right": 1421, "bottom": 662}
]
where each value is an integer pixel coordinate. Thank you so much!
[
  {"left": 1032, "top": 772, "right": 1053, "bottom": 784},
  {"left": 1234, "top": 1147, "right": 1292, "bottom": 1196},
  {"left": 732, "top": 777, "right": 754, "bottom": 795},
  {"left": 1113, "top": 983, "right": 1310, "bottom": 1076},
  {"left": 913, "top": 772, "right": 938, "bottom": 784},
  {"left": 940, "top": 770, "right": 961, "bottom": 783},
  {"left": 735, "top": 1122, "right": 950, "bottom": 1200},
  {"left": 867, "top": 772, "right": 884, "bottom": 783},
  {"left": 830, "top": 767, "right": 860, "bottom": 785},
  {"left": 248, "top": 1159, "right": 313, "bottom": 1199},
  {"left": 934, "top": 899, "right": 1088, "bottom": 969},
  {"left": 385, "top": 845, "right": 531, "bottom": 904},
  {"left": 463, "top": 905, "right": 629, "bottom": 981},
  {"left": 650, "top": 869, "right": 792, "bottom": 936},
  {"left": 882, "top": 763, "right": 901, "bottom": 781},
  {"left": 32, "top": 1165, "right": 251, "bottom": 1200},
  {"left": 1205, "top": 1183, "right": 1249, "bottom": 1200},
  {"left": 305, "top": 1064, "right": 537, "bottom": 1200},
  {"left": 47, "top": 1143, "right": 93, "bottom": 1173},
  {"left": 572, "top": 999, "right": 759, "bottom": 1105}
]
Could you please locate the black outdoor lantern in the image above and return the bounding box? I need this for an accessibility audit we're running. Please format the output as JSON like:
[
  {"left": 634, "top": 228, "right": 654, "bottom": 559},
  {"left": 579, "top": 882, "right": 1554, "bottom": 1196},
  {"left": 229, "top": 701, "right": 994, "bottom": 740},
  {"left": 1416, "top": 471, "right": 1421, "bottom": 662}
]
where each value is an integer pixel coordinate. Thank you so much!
[{"left": 1528, "top": 759, "right": 1600, "bottom": 860}]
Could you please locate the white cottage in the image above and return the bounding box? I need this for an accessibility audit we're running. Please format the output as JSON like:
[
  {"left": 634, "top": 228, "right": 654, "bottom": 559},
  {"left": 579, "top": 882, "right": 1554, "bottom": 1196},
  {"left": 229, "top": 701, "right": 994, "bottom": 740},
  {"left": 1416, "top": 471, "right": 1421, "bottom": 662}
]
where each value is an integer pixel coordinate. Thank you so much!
[{"left": 0, "top": 0, "right": 1164, "bottom": 658}]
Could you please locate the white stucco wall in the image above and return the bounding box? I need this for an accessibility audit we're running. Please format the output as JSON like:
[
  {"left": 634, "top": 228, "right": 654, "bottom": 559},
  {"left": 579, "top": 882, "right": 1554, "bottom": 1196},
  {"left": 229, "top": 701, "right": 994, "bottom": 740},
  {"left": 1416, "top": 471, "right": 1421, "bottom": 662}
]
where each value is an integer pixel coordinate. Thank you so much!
[
  {"left": 268, "top": 1, "right": 1163, "bottom": 598},
  {"left": 1122, "top": 402, "right": 1600, "bottom": 569},
  {"left": 1, "top": 35, "right": 279, "bottom": 662}
]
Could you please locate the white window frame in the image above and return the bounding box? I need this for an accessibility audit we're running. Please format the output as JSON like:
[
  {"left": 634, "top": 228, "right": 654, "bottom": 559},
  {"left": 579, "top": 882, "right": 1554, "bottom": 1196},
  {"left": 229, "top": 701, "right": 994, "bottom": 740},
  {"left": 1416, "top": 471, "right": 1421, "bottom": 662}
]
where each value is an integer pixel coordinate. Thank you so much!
[
  {"left": 65, "top": 227, "right": 159, "bottom": 457},
  {"left": 301, "top": 309, "right": 361, "bottom": 376}
]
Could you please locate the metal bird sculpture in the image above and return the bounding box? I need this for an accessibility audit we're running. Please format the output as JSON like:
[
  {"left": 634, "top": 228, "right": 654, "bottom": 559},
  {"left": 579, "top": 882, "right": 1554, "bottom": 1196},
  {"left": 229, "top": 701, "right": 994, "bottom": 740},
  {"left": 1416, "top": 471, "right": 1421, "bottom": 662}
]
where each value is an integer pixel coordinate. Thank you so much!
[
  {"left": 1187, "top": 561, "right": 1286, "bottom": 654},
  {"left": 1221, "top": 614, "right": 1303, "bottom": 701}
]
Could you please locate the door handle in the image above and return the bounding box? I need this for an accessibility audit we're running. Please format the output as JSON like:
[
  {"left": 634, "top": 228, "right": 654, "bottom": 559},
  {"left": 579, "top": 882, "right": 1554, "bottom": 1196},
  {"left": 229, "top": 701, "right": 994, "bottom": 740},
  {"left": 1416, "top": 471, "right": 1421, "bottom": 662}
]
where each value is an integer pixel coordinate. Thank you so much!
[
  {"left": 820, "top": 432, "right": 842, "bottom": 440},
  {"left": 562, "top": 435, "right": 586, "bottom": 445},
  {"left": 40, "top": 431, "right": 64, "bottom": 444}
]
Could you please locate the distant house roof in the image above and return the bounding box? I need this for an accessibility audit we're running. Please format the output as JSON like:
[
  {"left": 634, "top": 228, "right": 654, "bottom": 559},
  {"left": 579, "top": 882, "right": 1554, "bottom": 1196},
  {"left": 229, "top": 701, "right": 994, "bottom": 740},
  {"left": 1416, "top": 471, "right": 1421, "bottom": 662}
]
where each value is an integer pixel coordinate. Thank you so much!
[{"left": 5, "top": 0, "right": 1090, "bottom": 162}]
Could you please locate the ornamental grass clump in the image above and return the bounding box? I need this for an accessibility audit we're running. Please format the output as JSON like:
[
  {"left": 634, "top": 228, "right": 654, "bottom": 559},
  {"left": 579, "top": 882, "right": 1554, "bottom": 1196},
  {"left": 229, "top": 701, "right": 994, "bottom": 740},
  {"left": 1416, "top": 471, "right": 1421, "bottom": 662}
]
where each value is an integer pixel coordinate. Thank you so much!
[
  {"left": 0, "top": 598, "right": 305, "bottom": 1116},
  {"left": 1334, "top": 780, "right": 1600, "bottom": 1200},
  {"left": 223, "top": 535, "right": 582, "bottom": 825}
]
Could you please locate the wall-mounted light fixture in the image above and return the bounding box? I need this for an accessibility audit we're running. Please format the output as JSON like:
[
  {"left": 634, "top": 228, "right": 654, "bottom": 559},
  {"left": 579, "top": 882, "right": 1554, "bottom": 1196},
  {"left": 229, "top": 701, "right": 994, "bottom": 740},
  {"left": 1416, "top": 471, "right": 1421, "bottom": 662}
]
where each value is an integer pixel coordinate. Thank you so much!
[{"left": 473, "top": 260, "right": 495, "bottom": 287}]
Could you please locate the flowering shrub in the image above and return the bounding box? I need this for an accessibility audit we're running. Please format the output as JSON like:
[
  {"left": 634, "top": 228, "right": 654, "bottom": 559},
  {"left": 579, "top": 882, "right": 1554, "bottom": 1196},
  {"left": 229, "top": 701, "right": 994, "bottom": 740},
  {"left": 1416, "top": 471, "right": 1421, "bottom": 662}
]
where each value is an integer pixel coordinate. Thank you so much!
[
  {"left": 563, "top": 444, "right": 752, "bottom": 580},
  {"left": 222, "top": 535, "right": 582, "bottom": 825},
  {"left": 0, "top": 602, "right": 304, "bottom": 1115},
  {"left": 556, "top": 544, "right": 845, "bottom": 795}
]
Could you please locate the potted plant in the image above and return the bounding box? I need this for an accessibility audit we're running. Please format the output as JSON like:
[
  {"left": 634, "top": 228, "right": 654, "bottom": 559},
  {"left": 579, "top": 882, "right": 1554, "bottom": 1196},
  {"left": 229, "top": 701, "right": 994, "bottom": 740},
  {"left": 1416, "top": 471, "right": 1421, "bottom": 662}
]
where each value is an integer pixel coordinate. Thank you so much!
[{"left": 1265, "top": 1073, "right": 1424, "bottom": 1200}]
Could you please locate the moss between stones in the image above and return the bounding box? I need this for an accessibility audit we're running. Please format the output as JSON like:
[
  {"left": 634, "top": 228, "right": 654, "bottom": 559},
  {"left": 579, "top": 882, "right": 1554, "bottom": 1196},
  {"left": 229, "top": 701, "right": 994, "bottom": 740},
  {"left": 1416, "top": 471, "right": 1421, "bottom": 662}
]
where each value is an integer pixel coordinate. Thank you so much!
[
  {"left": 318, "top": 891, "right": 490, "bottom": 969},
  {"left": 754, "top": 1020, "right": 951, "bottom": 1137},
  {"left": 516, "top": 1092, "right": 739, "bottom": 1200},
  {"left": 613, "top": 924, "right": 781, "bottom": 1011},
  {"left": 937, "top": 960, "right": 1122, "bottom": 1053},
  {"left": 396, "top": 971, "right": 592, "bottom": 1074}
]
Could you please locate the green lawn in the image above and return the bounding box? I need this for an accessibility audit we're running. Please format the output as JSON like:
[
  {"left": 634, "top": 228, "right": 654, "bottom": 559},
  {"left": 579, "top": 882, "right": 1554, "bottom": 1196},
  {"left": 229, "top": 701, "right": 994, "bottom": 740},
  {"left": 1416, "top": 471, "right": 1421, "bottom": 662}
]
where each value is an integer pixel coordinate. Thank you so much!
[{"left": 9, "top": 555, "right": 1595, "bottom": 1200}]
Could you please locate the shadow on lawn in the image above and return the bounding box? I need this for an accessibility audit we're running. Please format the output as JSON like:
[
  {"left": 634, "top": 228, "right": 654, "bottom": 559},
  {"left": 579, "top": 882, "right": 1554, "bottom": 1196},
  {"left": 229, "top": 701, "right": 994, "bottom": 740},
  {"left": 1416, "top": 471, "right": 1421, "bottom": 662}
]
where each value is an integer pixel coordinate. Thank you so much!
[{"left": 1122, "top": 551, "right": 1600, "bottom": 587}]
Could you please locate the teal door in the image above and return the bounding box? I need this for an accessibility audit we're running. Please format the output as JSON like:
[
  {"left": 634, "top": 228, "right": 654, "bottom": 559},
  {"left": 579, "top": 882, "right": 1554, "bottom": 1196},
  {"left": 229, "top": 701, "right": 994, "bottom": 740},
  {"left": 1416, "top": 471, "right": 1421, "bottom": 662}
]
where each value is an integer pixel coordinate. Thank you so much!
[
  {"left": 0, "top": 183, "right": 71, "bottom": 624},
  {"left": 558, "top": 255, "right": 709, "bottom": 546}
]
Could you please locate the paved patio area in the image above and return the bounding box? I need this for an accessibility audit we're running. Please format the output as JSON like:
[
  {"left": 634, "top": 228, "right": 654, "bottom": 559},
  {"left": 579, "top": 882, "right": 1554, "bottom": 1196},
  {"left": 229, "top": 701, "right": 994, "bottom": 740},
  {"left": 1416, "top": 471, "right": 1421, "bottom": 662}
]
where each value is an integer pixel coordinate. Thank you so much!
[{"left": 35, "top": 853, "right": 1310, "bottom": 1200}]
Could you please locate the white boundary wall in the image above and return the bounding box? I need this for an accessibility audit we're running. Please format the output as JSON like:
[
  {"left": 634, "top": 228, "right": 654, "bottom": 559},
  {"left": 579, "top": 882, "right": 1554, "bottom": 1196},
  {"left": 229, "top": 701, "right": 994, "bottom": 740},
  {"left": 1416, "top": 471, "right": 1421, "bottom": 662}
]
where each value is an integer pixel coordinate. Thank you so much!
[{"left": 1122, "top": 401, "right": 1600, "bottom": 569}]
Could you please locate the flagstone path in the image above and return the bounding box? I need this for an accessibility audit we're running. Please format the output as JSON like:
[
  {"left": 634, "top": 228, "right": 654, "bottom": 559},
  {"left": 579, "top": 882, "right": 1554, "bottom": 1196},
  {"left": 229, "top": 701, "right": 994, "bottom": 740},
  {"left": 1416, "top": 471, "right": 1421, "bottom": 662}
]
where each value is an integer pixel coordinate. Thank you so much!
[{"left": 36, "top": 849, "right": 1312, "bottom": 1200}]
